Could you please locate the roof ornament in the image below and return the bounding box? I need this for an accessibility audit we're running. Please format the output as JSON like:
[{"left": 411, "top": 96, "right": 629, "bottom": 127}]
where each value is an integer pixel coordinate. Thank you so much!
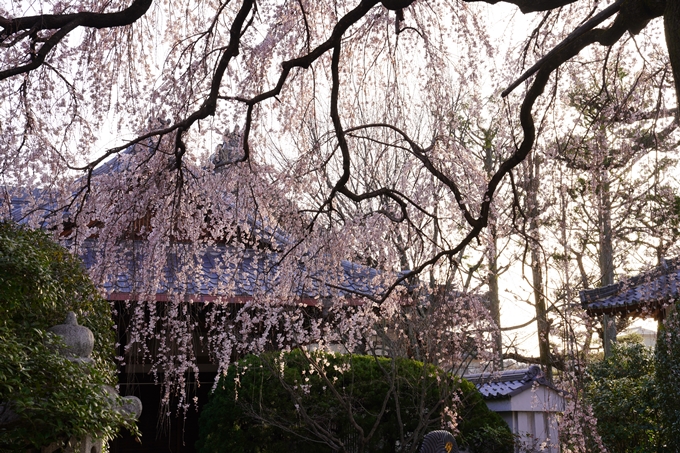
[
  {"left": 524, "top": 365, "right": 549, "bottom": 385},
  {"left": 213, "top": 125, "right": 244, "bottom": 167}
]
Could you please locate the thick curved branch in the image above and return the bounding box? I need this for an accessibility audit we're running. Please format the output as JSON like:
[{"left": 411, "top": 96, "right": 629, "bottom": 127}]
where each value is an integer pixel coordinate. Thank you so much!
[
  {"left": 328, "top": 43, "right": 353, "bottom": 210},
  {"left": 502, "top": 0, "right": 624, "bottom": 97},
  {"left": 374, "top": 20, "right": 557, "bottom": 302},
  {"left": 0, "top": 0, "right": 152, "bottom": 34},
  {"left": 503, "top": 0, "right": 667, "bottom": 97},
  {"left": 500, "top": 317, "right": 537, "bottom": 331},
  {"left": 58, "top": 0, "right": 255, "bottom": 226},
  {"left": 463, "top": 0, "right": 578, "bottom": 14},
  {"left": 481, "top": 1, "right": 671, "bottom": 240},
  {"left": 0, "top": 18, "right": 81, "bottom": 80},
  {"left": 502, "top": 351, "right": 566, "bottom": 370},
  {"left": 665, "top": 0, "right": 680, "bottom": 109},
  {"left": 308, "top": 40, "right": 411, "bottom": 223},
  {"left": 244, "top": 0, "right": 383, "bottom": 108},
  {"left": 0, "top": 0, "right": 153, "bottom": 80},
  {"left": 173, "top": 0, "right": 255, "bottom": 166}
]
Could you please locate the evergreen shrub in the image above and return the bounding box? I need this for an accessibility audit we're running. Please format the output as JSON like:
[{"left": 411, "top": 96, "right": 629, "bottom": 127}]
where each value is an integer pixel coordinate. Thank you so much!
[{"left": 197, "top": 350, "right": 513, "bottom": 453}]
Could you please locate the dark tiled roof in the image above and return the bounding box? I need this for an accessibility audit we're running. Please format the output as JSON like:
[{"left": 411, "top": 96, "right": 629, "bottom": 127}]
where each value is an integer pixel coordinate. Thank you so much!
[
  {"left": 3, "top": 191, "right": 389, "bottom": 302},
  {"left": 466, "top": 366, "right": 550, "bottom": 399},
  {"left": 80, "top": 240, "right": 389, "bottom": 301},
  {"left": 1, "top": 147, "right": 401, "bottom": 303},
  {"left": 1, "top": 187, "right": 62, "bottom": 227},
  {"left": 579, "top": 258, "right": 680, "bottom": 320}
]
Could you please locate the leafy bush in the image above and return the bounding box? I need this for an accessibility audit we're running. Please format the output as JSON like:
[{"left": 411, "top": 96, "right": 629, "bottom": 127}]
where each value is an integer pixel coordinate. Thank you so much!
[
  {"left": 655, "top": 308, "right": 680, "bottom": 451},
  {"left": 197, "top": 350, "right": 513, "bottom": 453},
  {"left": 585, "top": 336, "right": 659, "bottom": 452},
  {"left": 0, "top": 221, "right": 137, "bottom": 451}
]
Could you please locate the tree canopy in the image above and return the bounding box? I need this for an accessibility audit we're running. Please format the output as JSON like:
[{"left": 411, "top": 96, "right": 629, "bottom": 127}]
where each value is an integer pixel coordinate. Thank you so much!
[
  {"left": 2, "top": 1, "right": 680, "bottom": 448},
  {"left": 1, "top": 0, "right": 677, "bottom": 290},
  {"left": 585, "top": 336, "right": 659, "bottom": 452}
]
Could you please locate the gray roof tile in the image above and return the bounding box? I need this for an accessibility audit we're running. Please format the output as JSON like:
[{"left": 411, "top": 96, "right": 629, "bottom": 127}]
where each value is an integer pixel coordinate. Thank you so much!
[
  {"left": 79, "top": 240, "right": 388, "bottom": 301},
  {"left": 579, "top": 258, "right": 680, "bottom": 319},
  {"left": 466, "top": 366, "right": 551, "bottom": 399}
]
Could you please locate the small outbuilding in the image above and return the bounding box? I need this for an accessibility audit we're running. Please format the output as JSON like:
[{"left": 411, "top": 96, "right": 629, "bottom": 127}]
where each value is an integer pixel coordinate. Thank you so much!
[{"left": 466, "top": 366, "right": 563, "bottom": 453}]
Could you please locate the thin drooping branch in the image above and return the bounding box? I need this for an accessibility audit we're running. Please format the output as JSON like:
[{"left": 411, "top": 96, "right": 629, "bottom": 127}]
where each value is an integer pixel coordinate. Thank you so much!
[
  {"left": 373, "top": 0, "right": 650, "bottom": 300},
  {"left": 343, "top": 123, "right": 479, "bottom": 228},
  {"left": 240, "top": 0, "right": 386, "bottom": 162},
  {"left": 79, "top": 0, "right": 392, "bottom": 215}
]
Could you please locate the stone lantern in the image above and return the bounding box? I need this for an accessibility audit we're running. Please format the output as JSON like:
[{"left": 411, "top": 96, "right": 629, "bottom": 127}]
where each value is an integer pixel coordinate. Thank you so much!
[
  {"left": 47, "top": 311, "right": 96, "bottom": 361},
  {"left": 42, "top": 312, "right": 142, "bottom": 453}
]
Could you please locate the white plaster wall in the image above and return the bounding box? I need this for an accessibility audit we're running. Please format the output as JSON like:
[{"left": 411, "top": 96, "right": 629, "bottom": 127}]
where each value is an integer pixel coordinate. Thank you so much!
[{"left": 484, "top": 386, "right": 563, "bottom": 453}]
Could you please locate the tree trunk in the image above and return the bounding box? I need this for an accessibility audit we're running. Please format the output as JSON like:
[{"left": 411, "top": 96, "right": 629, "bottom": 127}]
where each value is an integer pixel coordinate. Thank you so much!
[
  {"left": 483, "top": 129, "right": 504, "bottom": 370},
  {"left": 598, "top": 168, "right": 617, "bottom": 357},
  {"left": 488, "top": 227, "right": 503, "bottom": 370},
  {"left": 482, "top": 128, "right": 503, "bottom": 370},
  {"left": 526, "top": 153, "right": 553, "bottom": 381}
]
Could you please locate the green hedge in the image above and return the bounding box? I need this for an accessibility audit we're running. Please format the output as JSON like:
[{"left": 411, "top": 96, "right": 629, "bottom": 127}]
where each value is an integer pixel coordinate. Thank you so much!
[
  {"left": 0, "top": 221, "right": 113, "bottom": 353},
  {"left": 0, "top": 221, "right": 137, "bottom": 451},
  {"left": 655, "top": 308, "right": 680, "bottom": 451},
  {"left": 585, "top": 338, "right": 659, "bottom": 452},
  {"left": 197, "top": 350, "right": 513, "bottom": 453}
]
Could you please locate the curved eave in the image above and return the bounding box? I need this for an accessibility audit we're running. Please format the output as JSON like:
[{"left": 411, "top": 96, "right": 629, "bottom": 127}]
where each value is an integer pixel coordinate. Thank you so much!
[
  {"left": 105, "top": 291, "right": 369, "bottom": 306},
  {"left": 584, "top": 297, "right": 669, "bottom": 321}
]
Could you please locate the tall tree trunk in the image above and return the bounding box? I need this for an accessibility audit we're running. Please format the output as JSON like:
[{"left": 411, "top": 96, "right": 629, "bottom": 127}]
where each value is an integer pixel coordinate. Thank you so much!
[
  {"left": 598, "top": 168, "right": 617, "bottom": 357},
  {"left": 526, "top": 153, "right": 553, "bottom": 381},
  {"left": 530, "top": 223, "right": 552, "bottom": 381},
  {"left": 483, "top": 130, "right": 504, "bottom": 370},
  {"left": 488, "top": 225, "right": 503, "bottom": 370}
]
